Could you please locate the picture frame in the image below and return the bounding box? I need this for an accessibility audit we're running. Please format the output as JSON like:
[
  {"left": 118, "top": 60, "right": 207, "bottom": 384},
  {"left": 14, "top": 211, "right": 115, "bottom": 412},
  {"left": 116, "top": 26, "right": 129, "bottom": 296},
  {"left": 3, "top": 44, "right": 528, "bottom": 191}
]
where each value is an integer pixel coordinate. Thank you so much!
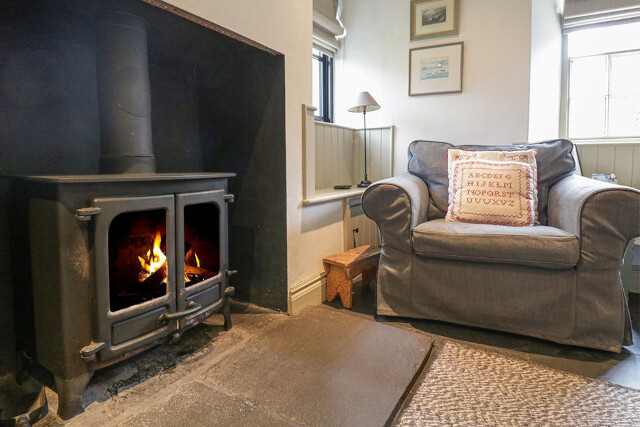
[
  {"left": 408, "top": 42, "right": 463, "bottom": 96},
  {"left": 410, "top": 0, "right": 459, "bottom": 41}
]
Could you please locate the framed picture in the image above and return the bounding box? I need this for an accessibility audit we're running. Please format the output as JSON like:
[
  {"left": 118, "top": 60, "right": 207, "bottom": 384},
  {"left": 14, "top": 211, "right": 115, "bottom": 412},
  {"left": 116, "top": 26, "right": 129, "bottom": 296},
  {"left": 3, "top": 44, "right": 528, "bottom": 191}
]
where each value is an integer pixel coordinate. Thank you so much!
[
  {"left": 410, "top": 0, "right": 459, "bottom": 41},
  {"left": 409, "top": 42, "right": 463, "bottom": 96}
]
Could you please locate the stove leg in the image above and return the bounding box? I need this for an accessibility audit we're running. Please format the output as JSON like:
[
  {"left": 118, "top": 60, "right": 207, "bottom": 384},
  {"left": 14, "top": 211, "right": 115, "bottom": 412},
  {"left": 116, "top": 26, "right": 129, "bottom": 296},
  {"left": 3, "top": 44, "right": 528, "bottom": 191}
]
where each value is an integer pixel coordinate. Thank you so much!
[
  {"left": 15, "top": 351, "right": 32, "bottom": 385},
  {"left": 223, "top": 286, "right": 235, "bottom": 331},
  {"left": 54, "top": 371, "right": 91, "bottom": 420},
  {"left": 223, "top": 296, "right": 232, "bottom": 331}
]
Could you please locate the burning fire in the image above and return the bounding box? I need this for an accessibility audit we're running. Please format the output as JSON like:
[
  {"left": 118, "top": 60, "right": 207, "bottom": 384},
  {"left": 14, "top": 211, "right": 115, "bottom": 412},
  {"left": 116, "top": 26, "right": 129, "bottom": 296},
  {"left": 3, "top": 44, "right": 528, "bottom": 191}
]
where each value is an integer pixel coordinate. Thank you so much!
[
  {"left": 136, "top": 231, "right": 204, "bottom": 285},
  {"left": 184, "top": 247, "right": 201, "bottom": 282},
  {"left": 138, "top": 229, "right": 167, "bottom": 282}
]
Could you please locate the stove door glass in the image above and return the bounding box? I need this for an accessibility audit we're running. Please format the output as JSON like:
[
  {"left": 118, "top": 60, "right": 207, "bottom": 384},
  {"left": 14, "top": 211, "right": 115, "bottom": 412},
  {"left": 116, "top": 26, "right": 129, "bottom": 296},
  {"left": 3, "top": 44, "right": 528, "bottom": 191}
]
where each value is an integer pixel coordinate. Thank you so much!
[
  {"left": 183, "top": 203, "right": 220, "bottom": 287},
  {"left": 108, "top": 209, "right": 169, "bottom": 311}
]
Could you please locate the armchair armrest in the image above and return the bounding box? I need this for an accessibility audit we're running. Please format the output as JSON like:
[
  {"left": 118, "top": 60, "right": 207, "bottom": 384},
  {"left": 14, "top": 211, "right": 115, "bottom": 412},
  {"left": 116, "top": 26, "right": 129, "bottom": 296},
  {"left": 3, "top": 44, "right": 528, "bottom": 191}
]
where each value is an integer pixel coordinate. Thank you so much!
[
  {"left": 548, "top": 174, "right": 640, "bottom": 271},
  {"left": 362, "top": 173, "right": 429, "bottom": 253}
]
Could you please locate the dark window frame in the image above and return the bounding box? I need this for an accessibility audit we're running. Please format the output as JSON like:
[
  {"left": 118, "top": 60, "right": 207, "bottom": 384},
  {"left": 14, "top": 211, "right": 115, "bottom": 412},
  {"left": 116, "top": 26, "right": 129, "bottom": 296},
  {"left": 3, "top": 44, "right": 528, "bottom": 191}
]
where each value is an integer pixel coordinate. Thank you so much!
[{"left": 313, "top": 51, "right": 333, "bottom": 123}]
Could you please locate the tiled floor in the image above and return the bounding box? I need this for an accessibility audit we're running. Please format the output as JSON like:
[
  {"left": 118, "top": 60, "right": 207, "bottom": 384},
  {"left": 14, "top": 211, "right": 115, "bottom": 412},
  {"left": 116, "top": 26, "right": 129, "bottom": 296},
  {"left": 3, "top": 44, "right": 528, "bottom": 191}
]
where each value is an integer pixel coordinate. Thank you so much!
[{"left": 326, "top": 282, "right": 640, "bottom": 390}]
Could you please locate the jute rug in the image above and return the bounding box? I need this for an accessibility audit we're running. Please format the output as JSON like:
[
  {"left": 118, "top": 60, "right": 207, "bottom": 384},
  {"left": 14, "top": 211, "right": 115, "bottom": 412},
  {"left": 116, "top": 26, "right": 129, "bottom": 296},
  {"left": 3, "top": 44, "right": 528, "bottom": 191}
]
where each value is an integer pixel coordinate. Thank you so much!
[{"left": 397, "top": 341, "right": 640, "bottom": 426}]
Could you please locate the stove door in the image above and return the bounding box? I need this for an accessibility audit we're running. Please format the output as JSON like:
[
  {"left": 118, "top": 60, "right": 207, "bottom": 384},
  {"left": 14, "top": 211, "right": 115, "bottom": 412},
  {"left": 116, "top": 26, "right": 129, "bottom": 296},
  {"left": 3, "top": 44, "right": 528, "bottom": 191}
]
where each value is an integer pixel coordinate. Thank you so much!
[
  {"left": 92, "top": 194, "right": 177, "bottom": 360},
  {"left": 176, "top": 189, "right": 228, "bottom": 329}
]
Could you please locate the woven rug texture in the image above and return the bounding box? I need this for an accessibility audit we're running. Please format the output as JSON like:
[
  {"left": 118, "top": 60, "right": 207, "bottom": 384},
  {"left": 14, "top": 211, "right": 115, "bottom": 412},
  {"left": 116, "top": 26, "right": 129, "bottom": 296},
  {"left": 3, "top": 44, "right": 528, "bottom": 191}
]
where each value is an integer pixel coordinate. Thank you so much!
[{"left": 397, "top": 341, "right": 640, "bottom": 426}]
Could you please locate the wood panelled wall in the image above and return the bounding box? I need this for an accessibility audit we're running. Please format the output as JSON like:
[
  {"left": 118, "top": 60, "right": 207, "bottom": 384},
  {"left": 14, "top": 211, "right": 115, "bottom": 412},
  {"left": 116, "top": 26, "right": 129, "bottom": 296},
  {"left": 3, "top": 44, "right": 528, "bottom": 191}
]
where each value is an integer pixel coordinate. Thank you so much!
[
  {"left": 314, "top": 122, "right": 393, "bottom": 190},
  {"left": 344, "top": 196, "right": 380, "bottom": 250},
  {"left": 353, "top": 128, "right": 394, "bottom": 185},
  {"left": 576, "top": 143, "right": 640, "bottom": 188},
  {"left": 315, "top": 124, "right": 354, "bottom": 189}
]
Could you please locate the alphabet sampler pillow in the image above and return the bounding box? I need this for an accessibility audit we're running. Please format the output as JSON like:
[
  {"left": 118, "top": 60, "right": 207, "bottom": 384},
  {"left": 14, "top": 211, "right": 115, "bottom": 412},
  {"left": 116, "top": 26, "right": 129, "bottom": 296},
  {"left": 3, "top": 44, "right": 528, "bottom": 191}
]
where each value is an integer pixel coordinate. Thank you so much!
[
  {"left": 447, "top": 148, "right": 537, "bottom": 165},
  {"left": 445, "top": 150, "right": 539, "bottom": 227}
]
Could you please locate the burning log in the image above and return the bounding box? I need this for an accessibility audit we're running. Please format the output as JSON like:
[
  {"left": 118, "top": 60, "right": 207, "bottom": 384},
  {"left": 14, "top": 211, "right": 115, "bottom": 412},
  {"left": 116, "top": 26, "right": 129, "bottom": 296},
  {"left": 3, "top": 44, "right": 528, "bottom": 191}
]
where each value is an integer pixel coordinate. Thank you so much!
[
  {"left": 141, "top": 262, "right": 167, "bottom": 291},
  {"left": 185, "top": 265, "right": 215, "bottom": 284}
]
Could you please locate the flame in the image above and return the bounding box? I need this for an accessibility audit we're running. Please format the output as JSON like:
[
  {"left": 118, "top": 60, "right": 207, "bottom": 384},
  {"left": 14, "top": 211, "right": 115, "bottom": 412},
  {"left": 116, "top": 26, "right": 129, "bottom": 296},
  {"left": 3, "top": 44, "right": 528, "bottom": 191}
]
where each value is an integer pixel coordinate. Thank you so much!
[
  {"left": 138, "top": 229, "right": 167, "bottom": 282},
  {"left": 184, "top": 247, "right": 201, "bottom": 282}
]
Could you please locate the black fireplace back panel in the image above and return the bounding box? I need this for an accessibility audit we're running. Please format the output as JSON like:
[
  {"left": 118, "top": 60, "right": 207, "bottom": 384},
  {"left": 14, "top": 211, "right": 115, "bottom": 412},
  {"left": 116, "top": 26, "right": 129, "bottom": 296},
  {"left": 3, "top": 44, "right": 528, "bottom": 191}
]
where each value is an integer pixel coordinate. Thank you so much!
[{"left": 0, "top": 0, "right": 287, "bottom": 376}]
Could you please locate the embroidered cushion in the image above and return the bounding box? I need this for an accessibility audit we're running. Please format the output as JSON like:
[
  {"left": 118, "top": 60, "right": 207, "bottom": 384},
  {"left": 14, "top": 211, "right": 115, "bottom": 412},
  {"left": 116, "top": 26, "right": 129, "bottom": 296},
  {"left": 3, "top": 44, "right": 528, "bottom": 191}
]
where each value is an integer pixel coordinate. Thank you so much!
[
  {"left": 445, "top": 159, "right": 537, "bottom": 226},
  {"left": 407, "top": 139, "right": 576, "bottom": 224},
  {"left": 447, "top": 148, "right": 537, "bottom": 165},
  {"left": 448, "top": 148, "right": 539, "bottom": 222}
]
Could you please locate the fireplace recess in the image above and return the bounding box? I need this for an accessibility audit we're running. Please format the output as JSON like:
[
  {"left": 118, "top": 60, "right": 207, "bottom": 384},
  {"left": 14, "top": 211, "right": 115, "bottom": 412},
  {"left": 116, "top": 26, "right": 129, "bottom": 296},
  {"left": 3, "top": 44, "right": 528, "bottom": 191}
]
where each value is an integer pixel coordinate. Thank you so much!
[{"left": 5, "top": 9, "right": 242, "bottom": 418}]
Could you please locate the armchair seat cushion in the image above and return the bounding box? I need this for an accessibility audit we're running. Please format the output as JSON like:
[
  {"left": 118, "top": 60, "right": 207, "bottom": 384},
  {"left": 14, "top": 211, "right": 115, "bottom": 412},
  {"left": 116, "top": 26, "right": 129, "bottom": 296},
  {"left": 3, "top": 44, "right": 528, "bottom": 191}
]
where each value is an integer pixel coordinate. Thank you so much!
[{"left": 412, "top": 219, "right": 579, "bottom": 269}]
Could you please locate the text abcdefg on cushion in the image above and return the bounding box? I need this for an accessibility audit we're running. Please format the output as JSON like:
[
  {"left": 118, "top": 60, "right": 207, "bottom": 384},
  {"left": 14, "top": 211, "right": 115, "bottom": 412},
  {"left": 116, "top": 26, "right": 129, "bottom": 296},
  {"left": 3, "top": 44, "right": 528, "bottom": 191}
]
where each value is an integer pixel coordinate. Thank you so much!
[{"left": 446, "top": 159, "right": 538, "bottom": 227}]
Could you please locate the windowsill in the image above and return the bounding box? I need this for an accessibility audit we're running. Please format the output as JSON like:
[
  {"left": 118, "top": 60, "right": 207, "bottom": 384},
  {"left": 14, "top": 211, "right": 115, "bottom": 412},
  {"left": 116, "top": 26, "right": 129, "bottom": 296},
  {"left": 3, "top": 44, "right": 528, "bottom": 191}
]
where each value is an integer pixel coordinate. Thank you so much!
[
  {"left": 302, "top": 187, "right": 365, "bottom": 206},
  {"left": 572, "top": 138, "right": 640, "bottom": 145}
]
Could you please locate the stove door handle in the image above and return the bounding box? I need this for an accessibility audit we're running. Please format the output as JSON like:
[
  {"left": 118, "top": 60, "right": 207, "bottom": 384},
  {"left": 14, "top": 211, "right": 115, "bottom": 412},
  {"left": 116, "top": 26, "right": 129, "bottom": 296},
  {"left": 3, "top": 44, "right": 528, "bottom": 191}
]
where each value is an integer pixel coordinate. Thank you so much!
[
  {"left": 76, "top": 207, "right": 102, "bottom": 222},
  {"left": 159, "top": 302, "right": 202, "bottom": 322},
  {"left": 80, "top": 341, "right": 105, "bottom": 362}
]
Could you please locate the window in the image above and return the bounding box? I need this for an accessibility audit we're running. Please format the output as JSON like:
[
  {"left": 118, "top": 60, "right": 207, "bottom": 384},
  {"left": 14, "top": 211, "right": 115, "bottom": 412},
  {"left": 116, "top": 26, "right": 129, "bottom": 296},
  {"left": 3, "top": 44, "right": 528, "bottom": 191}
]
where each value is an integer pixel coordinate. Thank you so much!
[
  {"left": 312, "top": 49, "right": 333, "bottom": 122},
  {"left": 566, "top": 22, "right": 640, "bottom": 140}
]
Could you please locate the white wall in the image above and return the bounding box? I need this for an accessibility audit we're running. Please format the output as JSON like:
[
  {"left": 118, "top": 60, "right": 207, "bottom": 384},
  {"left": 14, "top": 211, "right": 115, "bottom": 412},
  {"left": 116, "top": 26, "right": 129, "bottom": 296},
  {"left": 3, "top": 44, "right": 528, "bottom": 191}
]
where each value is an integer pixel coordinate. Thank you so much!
[
  {"left": 163, "top": 0, "right": 563, "bottom": 301},
  {"left": 335, "top": 0, "right": 533, "bottom": 175},
  {"left": 528, "top": 0, "right": 563, "bottom": 141},
  {"left": 165, "top": 0, "right": 345, "bottom": 291}
]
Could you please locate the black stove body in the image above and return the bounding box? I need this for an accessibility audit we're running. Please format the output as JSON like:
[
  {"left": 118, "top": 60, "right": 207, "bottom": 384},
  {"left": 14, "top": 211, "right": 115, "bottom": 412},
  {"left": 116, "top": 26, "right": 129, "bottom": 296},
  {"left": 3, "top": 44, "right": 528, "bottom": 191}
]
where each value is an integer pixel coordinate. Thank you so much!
[{"left": 10, "top": 173, "right": 235, "bottom": 419}]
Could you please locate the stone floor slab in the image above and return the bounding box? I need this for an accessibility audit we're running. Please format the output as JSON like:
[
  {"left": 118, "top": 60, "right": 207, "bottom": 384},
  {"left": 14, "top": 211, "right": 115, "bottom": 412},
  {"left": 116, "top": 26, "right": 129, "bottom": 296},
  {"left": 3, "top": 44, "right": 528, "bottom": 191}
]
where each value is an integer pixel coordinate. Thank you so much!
[
  {"left": 118, "top": 382, "right": 301, "bottom": 427},
  {"left": 201, "top": 305, "right": 433, "bottom": 427}
]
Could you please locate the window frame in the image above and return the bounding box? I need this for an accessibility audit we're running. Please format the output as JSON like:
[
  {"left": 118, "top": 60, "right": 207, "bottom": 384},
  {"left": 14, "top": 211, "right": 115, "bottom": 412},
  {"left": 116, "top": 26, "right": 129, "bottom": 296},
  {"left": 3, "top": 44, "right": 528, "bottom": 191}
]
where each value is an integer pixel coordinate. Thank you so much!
[
  {"left": 561, "top": 34, "right": 640, "bottom": 143},
  {"left": 312, "top": 50, "right": 334, "bottom": 123}
]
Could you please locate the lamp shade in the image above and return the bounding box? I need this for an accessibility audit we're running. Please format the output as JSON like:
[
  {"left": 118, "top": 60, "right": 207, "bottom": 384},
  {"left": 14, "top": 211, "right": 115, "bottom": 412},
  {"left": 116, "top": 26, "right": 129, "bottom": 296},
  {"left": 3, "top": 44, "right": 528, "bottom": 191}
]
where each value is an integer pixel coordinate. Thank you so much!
[{"left": 348, "top": 91, "right": 381, "bottom": 113}]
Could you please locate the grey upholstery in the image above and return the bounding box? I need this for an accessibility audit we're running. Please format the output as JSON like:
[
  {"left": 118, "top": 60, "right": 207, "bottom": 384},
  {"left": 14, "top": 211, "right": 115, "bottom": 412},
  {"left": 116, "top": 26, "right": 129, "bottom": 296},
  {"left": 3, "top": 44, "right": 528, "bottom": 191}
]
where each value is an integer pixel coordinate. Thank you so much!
[
  {"left": 548, "top": 174, "right": 640, "bottom": 349},
  {"left": 413, "top": 220, "right": 579, "bottom": 269},
  {"left": 361, "top": 174, "right": 429, "bottom": 314},
  {"left": 407, "top": 139, "right": 576, "bottom": 224},
  {"left": 363, "top": 142, "right": 640, "bottom": 352}
]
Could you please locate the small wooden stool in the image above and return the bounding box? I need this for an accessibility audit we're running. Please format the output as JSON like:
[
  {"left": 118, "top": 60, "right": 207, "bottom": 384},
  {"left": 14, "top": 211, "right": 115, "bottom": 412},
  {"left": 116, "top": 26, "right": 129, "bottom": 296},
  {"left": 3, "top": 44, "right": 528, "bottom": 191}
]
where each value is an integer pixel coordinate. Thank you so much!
[{"left": 323, "top": 245, "right": 381, "bottom": 308}]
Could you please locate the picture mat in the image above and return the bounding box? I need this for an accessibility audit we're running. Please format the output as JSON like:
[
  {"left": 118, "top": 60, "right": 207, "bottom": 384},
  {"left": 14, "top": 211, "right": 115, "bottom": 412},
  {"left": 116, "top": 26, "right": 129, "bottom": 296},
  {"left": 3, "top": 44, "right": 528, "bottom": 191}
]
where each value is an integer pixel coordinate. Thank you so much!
[
  {"left": 414, "top": 0, "right": 455, "bottom": 37},
  {"left": 410, "top": 43, "right": 462, "bottom": 95}
]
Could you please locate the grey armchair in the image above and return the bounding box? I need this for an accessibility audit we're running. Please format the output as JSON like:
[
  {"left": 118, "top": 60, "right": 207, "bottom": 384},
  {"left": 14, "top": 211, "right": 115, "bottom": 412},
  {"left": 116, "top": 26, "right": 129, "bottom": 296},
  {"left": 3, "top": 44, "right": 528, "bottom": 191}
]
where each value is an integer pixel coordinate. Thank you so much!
[{"left": 362, "top": 140, "right": 640, "bottom": 352}]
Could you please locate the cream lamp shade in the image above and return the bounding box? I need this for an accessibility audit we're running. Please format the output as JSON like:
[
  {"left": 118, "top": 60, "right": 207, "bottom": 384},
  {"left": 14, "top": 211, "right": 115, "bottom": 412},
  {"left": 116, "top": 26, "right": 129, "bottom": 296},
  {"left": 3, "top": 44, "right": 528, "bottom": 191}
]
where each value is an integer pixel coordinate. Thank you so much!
[{"left": 348, "top": 91, "right": 381, "bottom": 113}]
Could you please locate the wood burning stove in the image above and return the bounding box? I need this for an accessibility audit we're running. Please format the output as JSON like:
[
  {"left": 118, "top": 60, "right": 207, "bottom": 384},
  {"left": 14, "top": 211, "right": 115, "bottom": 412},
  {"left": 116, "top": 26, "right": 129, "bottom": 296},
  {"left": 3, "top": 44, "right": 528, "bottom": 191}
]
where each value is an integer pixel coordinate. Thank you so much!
[{"left": 10, "top": 174, "right": 235, "bottom": 419}]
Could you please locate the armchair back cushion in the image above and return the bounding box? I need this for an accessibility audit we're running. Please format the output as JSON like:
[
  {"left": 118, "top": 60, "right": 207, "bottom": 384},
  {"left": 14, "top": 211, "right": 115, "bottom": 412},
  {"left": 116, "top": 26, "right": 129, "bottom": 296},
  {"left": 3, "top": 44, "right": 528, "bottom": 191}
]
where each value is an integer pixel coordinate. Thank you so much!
[{"left": 408, "top": 139, "right": 576, "bottom": 225}]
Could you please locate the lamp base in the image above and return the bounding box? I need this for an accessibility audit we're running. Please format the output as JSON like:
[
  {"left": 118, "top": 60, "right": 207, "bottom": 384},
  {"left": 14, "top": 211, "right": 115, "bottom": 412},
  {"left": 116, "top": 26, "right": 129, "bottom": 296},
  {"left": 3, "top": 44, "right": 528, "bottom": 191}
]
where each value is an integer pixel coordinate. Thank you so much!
[{"left": 357, "top": 179, "right": 372, "bottom": 188}]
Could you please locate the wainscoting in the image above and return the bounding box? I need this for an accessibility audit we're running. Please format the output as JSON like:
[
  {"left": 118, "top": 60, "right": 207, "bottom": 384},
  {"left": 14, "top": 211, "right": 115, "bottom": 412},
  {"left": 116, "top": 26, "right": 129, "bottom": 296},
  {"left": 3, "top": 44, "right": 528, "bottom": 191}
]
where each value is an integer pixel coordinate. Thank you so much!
[
  {"left": 314, "top": 122, "right": 394, "bottom": 191},
  {"left": 314, "top": 124, "right": 354, "bottom": 190},
  {"left": 344, "top": 196, "right": 380, "bottom": 250},
  {"left": 302, "top": 105, "right": 394, "bottom": 202},
  {"left": 575, "top": 143, "right": 640, "bottom": 188}
]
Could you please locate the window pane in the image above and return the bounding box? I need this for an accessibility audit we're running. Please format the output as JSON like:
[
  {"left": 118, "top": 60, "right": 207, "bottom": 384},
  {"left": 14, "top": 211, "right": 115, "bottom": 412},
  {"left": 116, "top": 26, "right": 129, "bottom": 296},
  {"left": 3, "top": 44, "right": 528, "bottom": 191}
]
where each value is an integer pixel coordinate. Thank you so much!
[
  {"left": 568, "top": 97, "right": 606, "bottom": 138},
  {"left": 568, "top": 21, "right": 640, "bottom": 58},
  {"left": 312, "top": 55, "right": 321, "bottom": 112},
  {"left": 611, "top": 53, "right": 640, "bottom": 96},
  {"left": 569, "top": 56, "right": 607, "bottom": 98},
  {"left": 609, "top": 96, "right": 640, "bottom": 137}
]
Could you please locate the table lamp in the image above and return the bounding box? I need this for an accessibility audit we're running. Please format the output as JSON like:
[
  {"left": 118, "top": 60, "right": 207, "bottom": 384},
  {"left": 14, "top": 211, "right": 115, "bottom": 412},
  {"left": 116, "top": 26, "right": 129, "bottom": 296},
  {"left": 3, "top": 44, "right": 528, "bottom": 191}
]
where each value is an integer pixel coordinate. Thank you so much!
[{"left": 348, "top": 91, "right": 381, "bottom": 188}]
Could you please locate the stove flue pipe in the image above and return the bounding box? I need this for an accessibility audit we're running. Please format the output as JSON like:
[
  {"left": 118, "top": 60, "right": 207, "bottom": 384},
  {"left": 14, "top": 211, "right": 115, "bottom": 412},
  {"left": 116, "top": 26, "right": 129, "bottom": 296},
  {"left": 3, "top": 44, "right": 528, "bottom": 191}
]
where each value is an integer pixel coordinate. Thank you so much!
[{"left": 95, "top": 11, "right": 156, "bottom": 174}]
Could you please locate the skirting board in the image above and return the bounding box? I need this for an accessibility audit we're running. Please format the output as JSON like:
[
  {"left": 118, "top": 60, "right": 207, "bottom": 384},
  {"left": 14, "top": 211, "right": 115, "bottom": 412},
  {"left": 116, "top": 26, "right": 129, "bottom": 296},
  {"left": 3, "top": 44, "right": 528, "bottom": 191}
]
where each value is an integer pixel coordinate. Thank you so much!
[{"left": 288, "top": 271, "right": 326, "bottom": 315}]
